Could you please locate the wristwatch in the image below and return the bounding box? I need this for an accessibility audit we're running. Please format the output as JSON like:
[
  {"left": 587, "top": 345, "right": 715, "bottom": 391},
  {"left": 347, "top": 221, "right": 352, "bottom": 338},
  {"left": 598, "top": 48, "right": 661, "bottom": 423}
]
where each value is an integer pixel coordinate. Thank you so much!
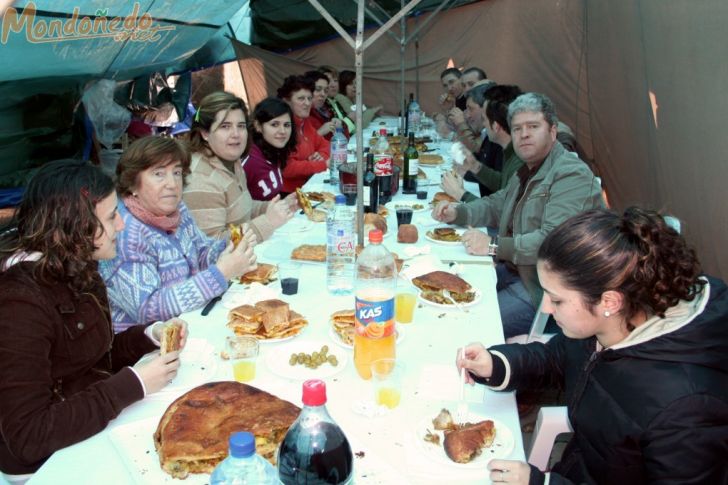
[{"left": 487, "top": 236, "right": 498, "bottom": 257}]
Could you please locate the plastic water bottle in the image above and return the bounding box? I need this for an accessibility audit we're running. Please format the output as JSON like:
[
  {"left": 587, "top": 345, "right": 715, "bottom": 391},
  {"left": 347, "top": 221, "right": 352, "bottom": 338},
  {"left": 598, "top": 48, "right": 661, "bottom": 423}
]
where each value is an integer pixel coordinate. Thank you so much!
[
  {"left": 277, "top": 380, "right": 354, "bottom": 484},
  {"left": 210, "top": 431, "right": 279, "bottom": 485},
  {"left": 330, "top": 127, "right": 348, "bottom": 185},
  {"left": 353, "top": 229, "right": 396, "bottom": 379},
  {"left": 407, "top": 96, "right": 421, "bottom": 135},
  {"left": 326, "top": 194, "right": 355, "bottom": 295}
]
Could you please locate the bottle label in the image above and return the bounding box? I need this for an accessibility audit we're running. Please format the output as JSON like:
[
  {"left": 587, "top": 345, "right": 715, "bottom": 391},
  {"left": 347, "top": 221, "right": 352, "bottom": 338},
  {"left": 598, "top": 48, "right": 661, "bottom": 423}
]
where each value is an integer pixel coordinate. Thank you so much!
[
  {"left": 362, "top": 186, "right": 371, "bottom": 206},
  {"left": 332, "top": 150, "right": 347, "bottom": 165},
  {"left": 328, "top": 225, "right": 355, "bottom": 255},
  {"left": 355, "top": 296, "right": 395, "bottom": 338},
  {"left": 407, "top": 157, "right": 419, "bottom": 176},
  {"left": 373, "top": 154, "right": 393, "bottom": 176}
]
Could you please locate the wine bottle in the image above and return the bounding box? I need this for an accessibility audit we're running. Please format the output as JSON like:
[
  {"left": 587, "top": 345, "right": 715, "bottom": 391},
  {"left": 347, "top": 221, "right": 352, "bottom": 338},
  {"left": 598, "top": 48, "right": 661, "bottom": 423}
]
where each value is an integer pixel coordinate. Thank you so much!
[
  {"left": 402, "top": 132, "right": 419, "bottom": 194},
  {"left": 363, "top": 151, "right": 379, "bottom": 213}
]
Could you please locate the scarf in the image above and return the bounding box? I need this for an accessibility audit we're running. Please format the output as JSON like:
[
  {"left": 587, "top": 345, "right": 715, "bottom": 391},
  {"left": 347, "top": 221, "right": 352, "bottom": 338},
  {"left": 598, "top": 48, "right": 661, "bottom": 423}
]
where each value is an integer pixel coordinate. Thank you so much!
[{"left": 123, "top": 195, "right": 181, "bottom": 234}]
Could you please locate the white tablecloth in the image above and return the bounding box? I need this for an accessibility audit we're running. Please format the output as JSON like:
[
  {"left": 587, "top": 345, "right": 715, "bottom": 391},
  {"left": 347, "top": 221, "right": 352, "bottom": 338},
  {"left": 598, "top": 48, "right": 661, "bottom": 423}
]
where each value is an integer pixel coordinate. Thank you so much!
[{"left": 28, "top": 135, "right": 522, "bottom": 485}]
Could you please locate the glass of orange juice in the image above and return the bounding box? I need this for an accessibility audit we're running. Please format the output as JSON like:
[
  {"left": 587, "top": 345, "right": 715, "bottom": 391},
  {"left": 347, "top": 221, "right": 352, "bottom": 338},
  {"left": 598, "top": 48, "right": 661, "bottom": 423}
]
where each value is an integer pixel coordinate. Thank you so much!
[
  {"left": 371, "top": 358, "right": 403, "bottom": 409},
  {"left": 226, "top": 336, "right": 259, "bottom": 383},
  {"left": 395, "top": 290, "right": 417, "bottom": 323}
]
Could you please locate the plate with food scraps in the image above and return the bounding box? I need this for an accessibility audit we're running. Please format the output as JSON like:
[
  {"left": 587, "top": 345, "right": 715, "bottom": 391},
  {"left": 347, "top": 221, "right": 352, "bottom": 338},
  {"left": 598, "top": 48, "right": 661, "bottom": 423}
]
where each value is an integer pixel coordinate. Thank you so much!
[
  {"left": 415, "top": 410, "right": 515, "bottom": 469},
  {"left": 386, "top": 201, "right": 429, "bottom": 213},
  {"left": 328, "top": 323, "right": 405, "bottom": 350},
  {"left": 417, "top": 289, "right": 482, "bottom": 309},
  {"left": 265, "top": 339, "right": 349, "bottom": 380},
  {"left": 425, "top": 228, "right": 465, "bottom": 246}
]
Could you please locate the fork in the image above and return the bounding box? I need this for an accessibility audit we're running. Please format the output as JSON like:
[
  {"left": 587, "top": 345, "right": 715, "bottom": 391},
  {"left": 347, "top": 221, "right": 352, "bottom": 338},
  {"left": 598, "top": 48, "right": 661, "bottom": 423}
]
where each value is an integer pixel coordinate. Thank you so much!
[
  {"left": 443, "top": 289, "right": 468, "bottom": 313},
  {"left": 456, "top": 348, "right": 468, "bottom": 423}
]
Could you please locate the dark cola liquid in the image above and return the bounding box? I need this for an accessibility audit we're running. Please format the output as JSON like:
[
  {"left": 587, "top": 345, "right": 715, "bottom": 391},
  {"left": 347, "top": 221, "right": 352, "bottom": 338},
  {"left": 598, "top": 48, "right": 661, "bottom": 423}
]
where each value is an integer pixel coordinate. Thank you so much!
[{"left": 278, "top": 421, "right": 353, "bottom": 484}]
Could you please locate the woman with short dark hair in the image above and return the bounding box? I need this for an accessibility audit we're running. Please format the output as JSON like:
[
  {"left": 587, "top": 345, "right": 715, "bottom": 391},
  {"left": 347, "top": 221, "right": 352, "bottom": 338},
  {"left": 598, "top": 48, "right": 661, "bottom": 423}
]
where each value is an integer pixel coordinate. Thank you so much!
[
  {"left": 0, "top": 160, "right": 185, "bottom": 478},
  {"left": 336, "top": 69, "right": 382, "bottom": 129},
  {"left": 101, "top": 136, "right": 258, "bottom": 332},
  {"left": 277, "top": 75, "right": 330, "bottom": 193},
  {"left": 458, "top": 207, "right": 728, "bottom": 484}
]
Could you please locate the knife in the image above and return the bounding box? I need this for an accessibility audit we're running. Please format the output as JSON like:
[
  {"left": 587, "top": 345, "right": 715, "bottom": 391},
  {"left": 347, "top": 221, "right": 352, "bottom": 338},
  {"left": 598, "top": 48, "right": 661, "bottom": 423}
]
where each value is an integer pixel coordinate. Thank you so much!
[{"left": 201, "top": 295, "right": 222, "bottom": 316}]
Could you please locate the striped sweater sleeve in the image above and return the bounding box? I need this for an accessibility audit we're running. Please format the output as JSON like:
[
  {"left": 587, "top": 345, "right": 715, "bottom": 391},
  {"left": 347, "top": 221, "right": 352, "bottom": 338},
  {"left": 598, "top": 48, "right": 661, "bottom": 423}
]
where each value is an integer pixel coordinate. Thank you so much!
[{"left": 104, "top": 216, "right": 228, "bottom": 325}]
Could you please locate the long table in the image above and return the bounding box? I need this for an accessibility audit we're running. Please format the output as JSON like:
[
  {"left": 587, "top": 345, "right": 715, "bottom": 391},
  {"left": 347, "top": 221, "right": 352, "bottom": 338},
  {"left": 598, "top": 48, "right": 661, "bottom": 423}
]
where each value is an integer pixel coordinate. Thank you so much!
[{"left": 27, "top": 125, "right": 524, "bottom": 485}]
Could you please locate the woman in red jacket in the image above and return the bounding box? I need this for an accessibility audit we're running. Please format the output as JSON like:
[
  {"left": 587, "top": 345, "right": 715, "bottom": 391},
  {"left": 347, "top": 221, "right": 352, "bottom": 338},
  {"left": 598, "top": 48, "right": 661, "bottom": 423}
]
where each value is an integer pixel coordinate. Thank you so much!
[
  {"left": 304, "top": 70, "right": 347, "bottom": 141},
  {"left": 277, "top": 75, "right": 330, "bottom": 193}
]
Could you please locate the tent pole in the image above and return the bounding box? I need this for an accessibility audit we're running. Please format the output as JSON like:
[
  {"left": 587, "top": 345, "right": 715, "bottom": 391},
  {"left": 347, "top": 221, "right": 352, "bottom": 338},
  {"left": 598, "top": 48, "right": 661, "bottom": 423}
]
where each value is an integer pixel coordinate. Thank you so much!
[
  {"left": 355, "top": 0, "right": 365, "bottom": 245},
  {"left": 400, "top": 0, "right": 406, "bottom": 135}
]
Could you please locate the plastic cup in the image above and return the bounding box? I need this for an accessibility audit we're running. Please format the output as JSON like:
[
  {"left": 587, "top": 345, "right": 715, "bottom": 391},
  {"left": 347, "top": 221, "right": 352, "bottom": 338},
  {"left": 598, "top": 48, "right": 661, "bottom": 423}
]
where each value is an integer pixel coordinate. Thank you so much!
[
  {"left": 279, "top": 262, "right": 301, "bottom": 295},
  {"left": 371, "top": 358, "right": 402, "bottom": 409},
  {"left": 395, "top": 291, "right": 417, "bottom": 323},
  {"left": 226, "top": 336, "right": 259, "bottom": 383},
  {"left": 395, "top": 208, "right": 413, "bottom": 227}
]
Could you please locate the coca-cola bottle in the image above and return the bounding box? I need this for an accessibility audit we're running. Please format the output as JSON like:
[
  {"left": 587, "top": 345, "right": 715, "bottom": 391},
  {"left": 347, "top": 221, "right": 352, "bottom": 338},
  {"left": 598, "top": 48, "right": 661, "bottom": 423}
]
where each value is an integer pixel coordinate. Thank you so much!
[
  {"left": 277, "top": 380, "right": 353, "bottom": 484},
  {"left": 372, "top": 124, "right": 393, "bottom": 204}
]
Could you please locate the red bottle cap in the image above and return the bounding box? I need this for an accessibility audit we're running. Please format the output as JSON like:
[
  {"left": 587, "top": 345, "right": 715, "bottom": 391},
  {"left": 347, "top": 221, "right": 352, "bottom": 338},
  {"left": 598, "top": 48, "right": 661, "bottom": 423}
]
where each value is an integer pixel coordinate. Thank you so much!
[
  {"left": 368, "top": 229, "right": 383, "bottom": 243},
  {"left": 302, "top": 379, "right": 327, "bottom": 406}
]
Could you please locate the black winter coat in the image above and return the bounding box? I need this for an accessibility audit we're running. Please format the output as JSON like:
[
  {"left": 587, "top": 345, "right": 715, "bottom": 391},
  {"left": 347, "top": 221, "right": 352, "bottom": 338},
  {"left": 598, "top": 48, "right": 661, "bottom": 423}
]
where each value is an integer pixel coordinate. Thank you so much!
[{"left": 486, "top": 277, "right": 728, "bottom": 484}]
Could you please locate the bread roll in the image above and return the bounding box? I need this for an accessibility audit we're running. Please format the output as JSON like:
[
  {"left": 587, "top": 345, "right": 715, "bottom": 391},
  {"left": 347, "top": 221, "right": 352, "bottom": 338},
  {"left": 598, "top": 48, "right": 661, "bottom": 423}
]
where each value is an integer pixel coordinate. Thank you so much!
[{"left": 397, "top": 224, "right": 418, "bottom": 243}]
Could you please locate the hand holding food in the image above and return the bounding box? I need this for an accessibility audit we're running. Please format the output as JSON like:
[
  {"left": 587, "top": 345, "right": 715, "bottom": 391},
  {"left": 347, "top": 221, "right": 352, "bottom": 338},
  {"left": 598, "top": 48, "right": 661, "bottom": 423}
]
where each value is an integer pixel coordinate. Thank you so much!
[
  {"left": 217, "top": 235, "right": 258, "bottom": 281},
  {"left": 441, "top": 171, "right": 466, "bottom": 201},
  {"left": 432, "top": 201, "right": 458, "bottom": 223},
  {"left": 439, "top": 93, "right": 455, "bottom": 109},
  {"left": 133, "top": 350, "right": 182, "bottom": 394},
  {"left": 448, "top": 107, "right": 465, "bottom": 126},
  {"left": 456, "top": 343, "right": 493, "bottom": 384},
  {"left": 266, "top": 194, "right": 295, "bottom": 228},
  {"left": 461, "top": 229, "right": 491, "bottom": 255},
  {"left": 154, "top": 319, "right": 188, "bottom": 353}
]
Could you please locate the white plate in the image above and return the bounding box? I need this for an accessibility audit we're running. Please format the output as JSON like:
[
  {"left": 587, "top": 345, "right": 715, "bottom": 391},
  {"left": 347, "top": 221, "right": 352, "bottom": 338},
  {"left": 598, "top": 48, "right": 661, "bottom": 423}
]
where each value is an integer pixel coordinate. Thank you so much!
[
  {"left": 424, "top": 228, "right": 465, "bottom": 246},
  {"left": 417, "top": 289, "right": 482, "bottom": 309},
  {"left": 328, "top": 324, "right": 404, "bottom": 350},
  {"left": 265, "top": 339, "right": 348, "bottom": 381},
  {"left": 109, "top": 417, "right": 211, "bottom": 485},
  {"left": 415, "top": 414, "right": 515, "bottom": 469},
  {"left": 386, "top": 201, "right": 429, "bottom": 213},
  {"left": 139, "top": 339, "right": 218, "bottom": 393}
]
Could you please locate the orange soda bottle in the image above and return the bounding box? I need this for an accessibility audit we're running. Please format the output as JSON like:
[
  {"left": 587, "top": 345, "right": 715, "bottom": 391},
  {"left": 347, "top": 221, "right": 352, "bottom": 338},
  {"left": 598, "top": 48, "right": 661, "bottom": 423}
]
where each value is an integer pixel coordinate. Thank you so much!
[{"left": 354, "top": 229, "right": 397, "bottom": 379}]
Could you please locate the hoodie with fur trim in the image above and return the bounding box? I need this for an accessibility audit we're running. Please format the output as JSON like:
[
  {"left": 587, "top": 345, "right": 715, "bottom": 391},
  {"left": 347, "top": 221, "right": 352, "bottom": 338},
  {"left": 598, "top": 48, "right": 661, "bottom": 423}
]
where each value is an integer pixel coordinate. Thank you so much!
[{"left": 482, "top": 276, "right": 728, "bottom": 485}]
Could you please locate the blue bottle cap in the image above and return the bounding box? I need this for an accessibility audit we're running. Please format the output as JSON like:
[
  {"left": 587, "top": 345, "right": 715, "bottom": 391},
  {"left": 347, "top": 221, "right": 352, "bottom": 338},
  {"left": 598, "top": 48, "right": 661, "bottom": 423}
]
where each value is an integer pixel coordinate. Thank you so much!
[
  {"left": 228, "top": 431, "right": 255, "bottom": 458},
  {"left": 335, "top": 194, "right": 346, "bottom": 205}
]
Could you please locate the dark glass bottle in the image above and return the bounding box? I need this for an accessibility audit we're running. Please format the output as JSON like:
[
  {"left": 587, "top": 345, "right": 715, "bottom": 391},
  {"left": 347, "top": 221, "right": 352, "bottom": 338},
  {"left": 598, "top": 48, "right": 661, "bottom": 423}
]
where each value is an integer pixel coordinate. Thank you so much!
[
  {"left": 277, "top": 380, "right": 353, "bottom": 485},
  {"left": 404, "top": 92, "right": 414, "bottom": 135},
  {"left": 363, "top": 151, "right": 379, "bottom": 214},
  {"left": 402, "top": 132, "right": 419, "bottom": 194}
]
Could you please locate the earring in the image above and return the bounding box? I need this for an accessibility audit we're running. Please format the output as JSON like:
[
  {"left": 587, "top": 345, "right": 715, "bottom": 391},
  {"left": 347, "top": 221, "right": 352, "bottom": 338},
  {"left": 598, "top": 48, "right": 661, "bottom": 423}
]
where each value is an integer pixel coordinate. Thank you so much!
[
  {"left": 132, "top": 192, "right": 138, "bottom": 197},
  {"left": 604, "top": 311, "right": 611, "bottom": 317}
]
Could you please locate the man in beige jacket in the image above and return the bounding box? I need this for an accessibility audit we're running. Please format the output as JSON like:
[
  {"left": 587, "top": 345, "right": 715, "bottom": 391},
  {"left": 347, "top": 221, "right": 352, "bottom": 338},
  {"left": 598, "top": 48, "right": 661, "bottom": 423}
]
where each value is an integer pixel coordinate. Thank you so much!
[{"left": 433, "top": 93, "right": 604, "bottom": 337}]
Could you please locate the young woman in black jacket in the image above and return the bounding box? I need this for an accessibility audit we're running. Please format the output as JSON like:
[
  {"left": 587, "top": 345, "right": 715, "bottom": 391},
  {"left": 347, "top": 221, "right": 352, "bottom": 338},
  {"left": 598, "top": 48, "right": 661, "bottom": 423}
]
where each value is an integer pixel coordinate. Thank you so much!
[{"left": 458, "top": 207, "right": 728, "bottom": 484}]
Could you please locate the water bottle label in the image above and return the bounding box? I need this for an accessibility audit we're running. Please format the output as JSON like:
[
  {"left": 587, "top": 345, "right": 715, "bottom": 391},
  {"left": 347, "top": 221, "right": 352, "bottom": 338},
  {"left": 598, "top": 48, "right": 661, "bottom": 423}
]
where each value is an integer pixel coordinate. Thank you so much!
[{"left": 354, "top": 297, "right": 395, "bottom": 338}]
